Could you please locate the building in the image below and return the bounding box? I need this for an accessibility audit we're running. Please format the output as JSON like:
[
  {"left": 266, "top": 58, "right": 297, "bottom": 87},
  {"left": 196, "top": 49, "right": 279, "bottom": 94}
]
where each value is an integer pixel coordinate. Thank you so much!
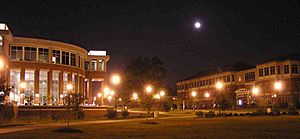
[
  {"left": 0, "top": 23, "right": 109, "bottom": 105},
  {"left": 176, "top": 57, "right": 300, "bottom": 108}
]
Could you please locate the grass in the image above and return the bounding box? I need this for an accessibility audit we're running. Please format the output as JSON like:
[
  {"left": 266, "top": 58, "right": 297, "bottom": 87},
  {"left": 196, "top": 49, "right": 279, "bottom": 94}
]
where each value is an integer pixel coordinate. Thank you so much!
[{"left": 1, "top": 116, "right": 300, "bottom": 139}]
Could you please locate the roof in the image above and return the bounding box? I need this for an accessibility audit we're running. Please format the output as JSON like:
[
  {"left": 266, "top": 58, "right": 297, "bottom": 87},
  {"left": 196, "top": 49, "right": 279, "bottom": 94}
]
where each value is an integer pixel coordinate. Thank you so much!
[{"left": 179, "top": 62, "right": 255, "bottom": 82}]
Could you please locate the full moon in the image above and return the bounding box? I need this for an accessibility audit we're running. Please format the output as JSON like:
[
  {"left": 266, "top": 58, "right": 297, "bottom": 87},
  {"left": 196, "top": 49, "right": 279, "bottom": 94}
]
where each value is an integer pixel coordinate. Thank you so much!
[{"left": 194, "top": 22, "right": 201, "bottom": 28}]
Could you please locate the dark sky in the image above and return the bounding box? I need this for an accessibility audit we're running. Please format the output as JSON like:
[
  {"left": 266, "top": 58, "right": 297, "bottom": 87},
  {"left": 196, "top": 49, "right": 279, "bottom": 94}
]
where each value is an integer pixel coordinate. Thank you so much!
[{"left": 0, "top": 0, "right": 299, "bottom": 90}]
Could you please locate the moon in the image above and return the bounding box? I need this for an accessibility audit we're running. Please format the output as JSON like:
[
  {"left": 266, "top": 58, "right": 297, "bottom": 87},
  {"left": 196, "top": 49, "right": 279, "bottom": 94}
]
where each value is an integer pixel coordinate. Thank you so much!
[{"left": 194, "top": 22, "right": 201, "bottom": 29}]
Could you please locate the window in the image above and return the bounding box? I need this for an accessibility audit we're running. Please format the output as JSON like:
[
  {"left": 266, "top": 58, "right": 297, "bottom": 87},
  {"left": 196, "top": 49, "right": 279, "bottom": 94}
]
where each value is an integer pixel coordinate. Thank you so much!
[
  {"left": 38, "top": 48, "right": 49, "bottom": 62},
  {"left": 245, "top": 72, "right": 255, "bottom": 82},
  {"left": 232, "top": 75, "right": 235, "bottom": 82},
  {"left": 10, "top": 69, "right": 20, "bottom": 103},
  {"left": 91, "top": 59, "right": 97, "bottom": 70},
  {"left": 284, "top": 65, "right": 289, "bottom": 74},
  {"left": 62, "top": 51, "right": 69, "bottom": 65},
  {"left": 39, "top": 71, "right": 48, "bottom": 104},
  {"left": 11, "top": 46, "right": 23, "bottom": 61},
  {"left": 277, "top": 66, "right": 281, "bottom": 74},
  {"left": 25, "top": 70, "right": 35, "bottom": 103},
  {"left": 24, "top": 47, "right": 36, "bottom": 61},
  {"left": 270, "top": 66, "right": 275, "bottom": 75},
  {"left": 99, "top": 60, "right": 105, "bottom": 71},
  {"left": 52, "top": 71, "right": 59, "bottom": 104},
  {"left": 71, "top": 53, "right": 76, "bottom": 66},
  {"left": 52, "top": 50, "right": 60, "bottom": 64},
  {"left": 0, "top": 36, "right": 3, "bottom": 46},
  {"left": 63, "top": 73, "right": 68, "bottom": 93},
  {"left": 84, "top": 61, "right": 89, "bottom": 70},
  {"left": 226, "top": 75, "right": 230, "bottom": 82},
  {"left": 78, "top": 56, "right": 81, "bottom": 68},
  {"left": 264, "top": 67, "right": 269, "bottom": 76},
  {"left": 291, "top": 65, "right": 298, "bottom": 74},
  {"left": 259, "top": 69, "right": 263, "bottom": 77}
]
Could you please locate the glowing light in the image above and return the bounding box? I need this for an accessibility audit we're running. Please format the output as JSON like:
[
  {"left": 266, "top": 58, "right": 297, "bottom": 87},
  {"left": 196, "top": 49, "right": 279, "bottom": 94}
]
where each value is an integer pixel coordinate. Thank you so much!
[
  {"left": 238, "top": 100, "right": 243, "bottom": 106},
  {"left": 173, "top": 97, "right": 176, "bottom": 100},
  {"left": 0, "top": 91, "right": 4, "bottom": 95},
  {"left": 88, "top": 50, "right": 106, "bottom": 56},
  {"left": 20, "top": 82, "right": 26, "bottom": 89},
  {"left": 104, "top": 87, "right": 110, "bottom": 96},
  {"left": 159, "top": 91, "right": 165, "bottom": 97},
  {"left": 132, "top": 93, "right": 138, "bottom": 100},
  {"left": 60, "top": 94, "right": 64, "bottom": 99},
  {"left": 107, "top": 96, "right": 112, "bottom": 101},
  {"left": 145, "top": 85, "right": 153, "bottom": 93},
  {"left": 195, "top": 22, "right": 201, "bottom": 29},
  {"left": 118, "top": 98, "right": 122, "bottom": 101},
  {"left": 204, "top": 92, "right": 210, "bottom": 98},
  {"left": 111, "top": 74, "right": 121, "bottom": 85},
  {"left": 191, "top": 91, "right": 197, "bottom": 97},
  {"left": 0, "top": 58, "right": 4, "bottom": 69},
  {"left": 66, "top": 84, "right": 73, "bottom": 91},
  {"left": 110, "top": 90, "right": 115, "bottom": 96},
  {"left": 35, "top": 93, "right": 40, "bottom": 98},
  {"left": 216, "top": 82, "right": 223, "bottom": 89},
  {"left": 252, "top": 87, "right": 259, "bottom": 95},
  {"left": 274, "top": 82, "right": 282, "bottom": 90},
  {"left": 97, "top": 93, "right": 102, "bottom": 98},
  {"left": 154, "top": 94, "right": 161, "bottom": 99}
]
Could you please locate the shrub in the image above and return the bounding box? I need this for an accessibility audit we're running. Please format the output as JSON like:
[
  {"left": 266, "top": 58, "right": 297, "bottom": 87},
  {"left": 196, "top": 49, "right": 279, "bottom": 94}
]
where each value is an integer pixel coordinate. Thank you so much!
[
  {"left": 195, "top": 111, "right": 204, "bottom": 117},
  {"left": 0, "top": 104, "right": 15, "bottom": 121},
  {"left": 233, "top": 113, "right": 238, "bottom": 116},
  {"left": 239, "top": 113, "right": 245, "bottom": 116},
  {"left": 205, "top": 111, "right": 215, "bottom": 118},
  {"left": 106, "top": 109, "right": 117, "bottom": 119},
  {"left": 281, "top": 112, "right": 287, "bottom": 115},
  {"left": 121, "top": 110, "right": 129, "bottom": 118},
  {"left": 288, "top": 103, "right": 298, "bottom": 115}
]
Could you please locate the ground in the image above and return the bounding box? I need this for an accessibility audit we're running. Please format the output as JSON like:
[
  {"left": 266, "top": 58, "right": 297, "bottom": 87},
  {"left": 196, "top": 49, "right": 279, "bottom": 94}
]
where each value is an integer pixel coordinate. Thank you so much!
[{"left": 1, "top": 116, "right": 300, "bottom": 139}]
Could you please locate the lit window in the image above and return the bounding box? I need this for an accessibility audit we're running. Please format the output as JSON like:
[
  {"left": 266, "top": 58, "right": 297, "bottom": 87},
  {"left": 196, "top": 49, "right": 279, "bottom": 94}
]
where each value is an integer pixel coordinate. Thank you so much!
[
  {"left": 291, "top": 65, "right": 298, "bottom": 74},
  {"left": 259, "top": 69, "right": 263, "bottom": 77},
  {"left": 0, "top": 36, "right": 2, "bottom": 46},
  {"left": 24, "top": 70, "right": 35, "bottom": 104},
  {"left": 270, "top": 66, "right": 275, "bottom": 75},
  {"left": 99, "top": 59, "right": 105, "bottom": 71},
  {"left": 78, "top": 56, "right": 81, "bottom": 68},
  {"left": 52, "top": 50, "right": 60, "bottom": 64},
  {"left": 264, "top": 67, "right": 269, "bottom": 76},
  {"left": 277, "top": 66, "right": 281, "bottom": 74},
  {"left": 39, "top": 71, "right": 48, "bottom": 104}
]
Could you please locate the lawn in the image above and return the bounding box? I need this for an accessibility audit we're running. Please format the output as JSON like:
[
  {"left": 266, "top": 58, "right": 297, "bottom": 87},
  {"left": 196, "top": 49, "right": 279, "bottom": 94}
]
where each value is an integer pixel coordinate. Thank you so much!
[{"left": 1, "top": 116, "right": 300, "bottom": 139}]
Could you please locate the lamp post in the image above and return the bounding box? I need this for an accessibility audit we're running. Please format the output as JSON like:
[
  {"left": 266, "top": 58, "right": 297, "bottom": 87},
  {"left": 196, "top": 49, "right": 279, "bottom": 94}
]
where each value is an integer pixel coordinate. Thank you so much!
[
  {"left": 66, "top": 83, "right": 73, "bottom": 126},
  {"left": 215, "top": 81, "right": 223, "bottom": 114},
  {"left": 111, "top": 74, "right": 121, "bottom": 109},
  {"left": 273, "top": 82, "right": 281, "bottom": 106},
  {"left": 20, "top": 82, "right": 26, "bottom": 105},
  {"left": 145, "top": 85, "right": 153, "bottom": 121},
  {"left": 252, "top": 86, "right": 259, "bottom": 105},
  {"left": 191, "top": 91, "right": 197, "bottom": 112}
]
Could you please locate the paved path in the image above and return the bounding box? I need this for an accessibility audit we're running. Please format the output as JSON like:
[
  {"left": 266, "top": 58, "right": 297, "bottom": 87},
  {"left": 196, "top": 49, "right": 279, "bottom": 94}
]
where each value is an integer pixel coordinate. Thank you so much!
[{"left": 0, "top": 114, "right": 195, "bottom": 134}]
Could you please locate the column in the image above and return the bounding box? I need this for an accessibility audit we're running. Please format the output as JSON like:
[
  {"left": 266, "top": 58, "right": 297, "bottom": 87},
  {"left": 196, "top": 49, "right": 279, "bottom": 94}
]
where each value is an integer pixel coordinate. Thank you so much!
[
  {"left": 68, "top": 73, "right": 72, "bottom": 94},
  {"left": 20, "top": 68, "right": 25, "bottom": 104},
  {"left": 34, "top": 69, "right": 40, "bottom": 104},
  {"left": 75, "top": 74, "right": 79, "bottom": 93},
  {"left": 47, "top": 70, "right": 53, "bottom": 104},
  {"left": 88, "top": 78, "right": 93, "bottom": 104}
]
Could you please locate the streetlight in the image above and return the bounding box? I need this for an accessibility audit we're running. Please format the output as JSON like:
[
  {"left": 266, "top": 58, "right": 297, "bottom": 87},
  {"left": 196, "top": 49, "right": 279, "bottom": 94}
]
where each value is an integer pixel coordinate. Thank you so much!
[
  {"left": 154, "top": 94, "right": 161, "bottom": 100},
  {"left": 215, "top": 81, "right": 223, "bottom": 114},
  {"left": 97, "top": 93, "right": 102, "bottom": 98},
  {"left": 273, "top": 81, "right": 282, "bottom": 105},
  {"left": 204, "top": 92, "right": 210, "bottom": 98},
  {"left": 252, "top": 87, "right": 259, "bottom": 96},
  {"left": 66, "top": 83, "right": 73, "bottom": 127},
  {"left": 191, "top": 91, "right": 197, "bottom": 112},
  {"left": 111, "top": 74, "right": 121, "bottom": 109},
  {"left": 159, "top": 91, "right": 165, "bottom": 97},
  {"left": 132, "top": 93, "right": 138, "bottom": 100},
  {"left": 104, "top": 87, "right": 110, "bottom": 97},
  {"left": 145, "top": 85, "right": 153, "bottom": 93}
]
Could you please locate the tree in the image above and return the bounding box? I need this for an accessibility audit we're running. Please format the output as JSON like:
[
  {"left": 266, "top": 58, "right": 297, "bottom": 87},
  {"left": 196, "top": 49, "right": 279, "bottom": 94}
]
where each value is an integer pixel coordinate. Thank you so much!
[
  {"left": 63, "top": 93, "right": 85, "bottom": 125},
  {"left": 123, "top": 57, "right": 167, "bottom": 99},
  {"left": 0, "top": 77, "right": 13, "bottom": 104}
]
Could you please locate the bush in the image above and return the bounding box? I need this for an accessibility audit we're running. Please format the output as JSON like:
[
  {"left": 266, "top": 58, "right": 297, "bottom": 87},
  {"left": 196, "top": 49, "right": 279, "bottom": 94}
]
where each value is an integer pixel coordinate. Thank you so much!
[
  {"left": 204, "top": 111, "right": 215, "bottom": 118},
  {"left": 106, "top": 109, "right": 117, "bottom": 119},
  {"left": 288, "top": 103, "right": 298, "bottom": 115},
  {"left": 239, "top": 113, "right": 245, "bottom": 116},
  {"left": 0, "top": 104, "right": 15, "bottom": 121},
  {"left": 195, "top": 111, "right": 204, "bottom": 117},
  {"left": 281, "top": 112, "right": 287, "bottom": 115},
  {"left": 121, "top": 110, "right": 129, "bottom": 118},
  {"left": 233, "top": 113, "right": 238, "bottom": 116}
]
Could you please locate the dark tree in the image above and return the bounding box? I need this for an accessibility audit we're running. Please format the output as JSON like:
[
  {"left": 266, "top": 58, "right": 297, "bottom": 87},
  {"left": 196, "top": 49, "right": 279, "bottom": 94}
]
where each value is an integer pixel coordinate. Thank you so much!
[
  {"left": 0, "top": 77, "right": 13, "bottom": 104},
  {"left": 123, "top": 57, "right": 167, "bottom": 98}
]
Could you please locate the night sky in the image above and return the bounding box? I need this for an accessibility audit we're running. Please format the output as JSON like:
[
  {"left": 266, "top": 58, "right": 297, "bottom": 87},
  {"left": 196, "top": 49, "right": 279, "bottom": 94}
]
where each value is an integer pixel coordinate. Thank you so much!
[{"left": 0, "top": 0, "right": 299, "bottom": 90}]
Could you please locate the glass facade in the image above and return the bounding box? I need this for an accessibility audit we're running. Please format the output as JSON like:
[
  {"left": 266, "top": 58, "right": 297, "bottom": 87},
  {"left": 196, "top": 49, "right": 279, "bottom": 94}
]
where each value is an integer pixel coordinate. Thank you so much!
[
  {"left": 24, "top": 47, "right": 37, "bottom": 61},
  {"left": 63, "top": 72, "right": 68, "bottom": 93},
  {"left": 38, "top": 48, "right": 49, "bottom": 62},
  {"left": 11, "top": 46, "right": 23, "bottom": 61},
  {"left": 52, "top": 71, "right": 59, "bottom": 105},
  {"left": 39, "top": 70, "right": 48, "bottom": 104},
  {"left": 9, "top": 69, "right": 20, "bottom": 103},
  {"left": 25, "top": 70, "right": 35, "bottom": 104}
]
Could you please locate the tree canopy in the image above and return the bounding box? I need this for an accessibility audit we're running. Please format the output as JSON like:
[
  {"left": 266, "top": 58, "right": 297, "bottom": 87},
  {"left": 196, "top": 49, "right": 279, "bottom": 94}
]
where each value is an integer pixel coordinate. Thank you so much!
[{"left": 123, "top": 57, "right": 167, "bottom": 99}]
